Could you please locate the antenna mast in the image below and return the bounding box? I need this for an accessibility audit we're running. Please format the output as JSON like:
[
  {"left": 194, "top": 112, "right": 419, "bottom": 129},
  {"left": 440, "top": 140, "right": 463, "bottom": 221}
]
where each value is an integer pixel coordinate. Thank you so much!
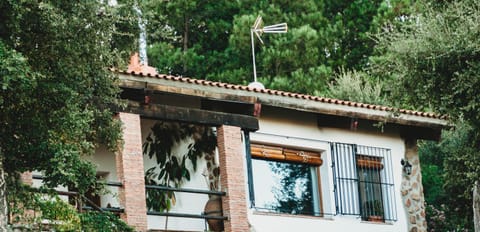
[{"left": 250, "top": 16, "right": 287, "bottom": 88}]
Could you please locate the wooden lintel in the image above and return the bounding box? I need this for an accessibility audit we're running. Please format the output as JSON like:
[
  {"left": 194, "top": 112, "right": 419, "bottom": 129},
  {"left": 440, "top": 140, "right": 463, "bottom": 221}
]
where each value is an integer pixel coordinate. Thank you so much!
[{"left": 120, "top": 102, "right": 259, "bottom": 131}]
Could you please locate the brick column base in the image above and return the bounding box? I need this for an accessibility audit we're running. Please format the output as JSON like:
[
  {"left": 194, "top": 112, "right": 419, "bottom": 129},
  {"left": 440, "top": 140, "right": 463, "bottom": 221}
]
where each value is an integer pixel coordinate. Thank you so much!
[
  {"left": 116, "top": 113, "right": 147, "bottom": 231},
  {"left": 217, "top": 125, "right": 249, "bottom": 232}
]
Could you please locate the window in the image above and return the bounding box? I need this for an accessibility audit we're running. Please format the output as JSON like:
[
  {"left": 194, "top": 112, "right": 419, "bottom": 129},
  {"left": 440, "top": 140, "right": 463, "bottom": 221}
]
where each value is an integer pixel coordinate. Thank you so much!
[
  {"left": 331, "top": 143, "right": 397, "bottom": 222},
  {"left": 357, "top": 155, "right": 385, "bottom": 221},
  {"left": 248, "top": 143, "right": 324, "bottom": 216}
]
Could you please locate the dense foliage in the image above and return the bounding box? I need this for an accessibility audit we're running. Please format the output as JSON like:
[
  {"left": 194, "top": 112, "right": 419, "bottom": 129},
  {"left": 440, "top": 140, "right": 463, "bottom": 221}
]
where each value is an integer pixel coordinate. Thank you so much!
[
  {"left": 0, "top": 0, "right": 137, "bottom": 229},
  {"left": 8, "top": 184, "right": 133, "bottom": 231},
  {"left": 326, "top": 68, "right": 385, "bottom": 104},
  {"left": 419, "top": 124, "right": 478, "bottom": 231},
  {"left": 370, "top": 0, "right": 479, "bottom": 230},
  {"left": 143, "top": 0, "right": 411, "bottom": 95},
  {"left": 372, "top": 0, "right": 480, "bottom": 117}
]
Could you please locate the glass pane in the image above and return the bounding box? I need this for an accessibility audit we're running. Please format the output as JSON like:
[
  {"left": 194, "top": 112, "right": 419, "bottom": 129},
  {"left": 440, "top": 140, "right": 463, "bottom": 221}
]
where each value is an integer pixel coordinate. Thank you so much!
[
  {"left": 252, "top": 159, "right": 317, "bottom": 215},
  {"left": 358, "top": 167, "right": 384, "bottom": 220}
]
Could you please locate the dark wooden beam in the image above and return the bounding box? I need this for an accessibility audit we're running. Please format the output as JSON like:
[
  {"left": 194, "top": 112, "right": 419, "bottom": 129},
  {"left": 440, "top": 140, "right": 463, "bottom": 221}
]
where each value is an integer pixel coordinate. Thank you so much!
[
  {"left": 201, "top": 99, "right": 255, "bottom": 116},
  {"left": 119, "top": 102, "right": 259, "bottom": 131},
  {"left": 119, "top": 79, "right": 257, "bottom": 104},
  {"left": 317, "top": 113, "right": 442, "bottom": 141},
  {"left": 400, "top": 126, "right": 441, "bottom": 141}
]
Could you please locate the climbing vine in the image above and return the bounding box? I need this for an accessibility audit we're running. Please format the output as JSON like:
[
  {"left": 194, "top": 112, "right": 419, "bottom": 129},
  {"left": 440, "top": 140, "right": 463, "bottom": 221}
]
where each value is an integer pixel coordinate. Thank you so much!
[{"left": 143, "top": 121, "right": 217, "bottom": 212}]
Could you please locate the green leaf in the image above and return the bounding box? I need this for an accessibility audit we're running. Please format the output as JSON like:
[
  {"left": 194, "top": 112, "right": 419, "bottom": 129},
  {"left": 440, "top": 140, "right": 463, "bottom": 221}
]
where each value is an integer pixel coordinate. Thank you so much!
[
  {"left": 158, "top": 169, "right": 165, "bottom": 180},
  {"left": 185, "top": 170, "right": 190, "bottom": 181},
  {"left": 158, "top": 149, "right": 167, "bottom": 165}
]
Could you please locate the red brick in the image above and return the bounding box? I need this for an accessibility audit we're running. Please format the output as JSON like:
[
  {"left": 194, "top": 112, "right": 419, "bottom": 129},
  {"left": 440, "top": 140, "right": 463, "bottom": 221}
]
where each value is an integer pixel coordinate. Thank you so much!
[
  {"left": 217, "top": 125, "right": 249, "bottom": 232},
  {"left": 116, "top": 113, "right": 148, "bottom": 231}
]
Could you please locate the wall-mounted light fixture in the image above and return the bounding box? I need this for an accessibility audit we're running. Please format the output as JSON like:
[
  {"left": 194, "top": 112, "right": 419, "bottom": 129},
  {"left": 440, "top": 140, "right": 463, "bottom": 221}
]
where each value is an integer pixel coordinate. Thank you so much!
[{"left": 401, "top": 159, "right": 412, "bottom": 175}]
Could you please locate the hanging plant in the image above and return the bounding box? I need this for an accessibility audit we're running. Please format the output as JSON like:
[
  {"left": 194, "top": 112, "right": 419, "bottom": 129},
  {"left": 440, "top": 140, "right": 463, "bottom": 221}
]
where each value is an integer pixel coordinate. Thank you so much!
[{"left": 143, "top": 121, "right": 217, "bottom": 212}]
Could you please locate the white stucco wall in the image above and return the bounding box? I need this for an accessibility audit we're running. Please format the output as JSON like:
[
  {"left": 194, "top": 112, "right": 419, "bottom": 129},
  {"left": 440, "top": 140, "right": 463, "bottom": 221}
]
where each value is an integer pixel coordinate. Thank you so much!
[
  {"left": 87, "top": 146, "right": 120, "bottom": 208},
  {"left": 30, "top": 146, "right": 120, "bottom": 209},
  {"left": 247, "top": 107, "right": 407, "bottom": 232}
]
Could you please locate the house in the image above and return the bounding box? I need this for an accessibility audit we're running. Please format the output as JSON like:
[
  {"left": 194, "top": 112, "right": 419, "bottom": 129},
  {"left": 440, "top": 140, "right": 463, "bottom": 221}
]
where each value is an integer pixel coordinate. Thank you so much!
[{"left": 24, "top": 60, "right": 448, "bottom": 232}]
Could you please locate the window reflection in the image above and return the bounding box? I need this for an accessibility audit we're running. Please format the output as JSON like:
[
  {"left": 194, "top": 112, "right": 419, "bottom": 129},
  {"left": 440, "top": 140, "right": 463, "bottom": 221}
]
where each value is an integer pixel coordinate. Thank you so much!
[
  {"left": 252, "top": 159, "right": 320, "bottom": 216},
  {"left": 358, "top": 162, "right": 384, "bottom": 221}
]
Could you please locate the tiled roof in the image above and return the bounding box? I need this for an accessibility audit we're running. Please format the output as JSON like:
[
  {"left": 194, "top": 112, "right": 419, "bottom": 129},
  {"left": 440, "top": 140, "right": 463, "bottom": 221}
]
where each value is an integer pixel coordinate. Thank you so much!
[{"left": 116, "top": 69, "right": 448, "bottom": 120}]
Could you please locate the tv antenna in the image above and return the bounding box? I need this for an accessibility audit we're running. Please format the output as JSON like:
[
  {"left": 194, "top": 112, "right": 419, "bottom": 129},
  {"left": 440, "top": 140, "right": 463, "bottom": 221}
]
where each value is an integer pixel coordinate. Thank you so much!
[{"left": 249, "top": 16, "right": 288, "bottom": 89}]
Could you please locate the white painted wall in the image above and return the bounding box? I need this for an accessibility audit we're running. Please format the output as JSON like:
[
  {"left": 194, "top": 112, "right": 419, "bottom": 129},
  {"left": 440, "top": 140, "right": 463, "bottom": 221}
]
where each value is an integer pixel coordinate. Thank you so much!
[
  {"left": 141, "top": 119, "right": 212, "bottom": 231},
  {"left": 248, "top": 107, "right": 407, "bottom": 232},
  {"left": 30, "top": 147, "right": 120, "bottom": 210},
  {"left": 87, "top": 146, "right": 120, "bottom": 208}
]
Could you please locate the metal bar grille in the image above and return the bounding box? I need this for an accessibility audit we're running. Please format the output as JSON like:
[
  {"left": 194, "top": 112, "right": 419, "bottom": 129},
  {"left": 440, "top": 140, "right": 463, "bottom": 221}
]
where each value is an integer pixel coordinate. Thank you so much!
[
  {"left": 331, "top": 143, "right": 360, "bottom": 215},
  {"left": 331, "top": 142, "right": 397, "bottom": 221}
]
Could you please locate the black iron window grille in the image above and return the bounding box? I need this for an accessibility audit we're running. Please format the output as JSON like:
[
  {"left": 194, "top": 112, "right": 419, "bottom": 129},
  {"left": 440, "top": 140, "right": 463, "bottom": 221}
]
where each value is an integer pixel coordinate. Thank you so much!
[{"left": 331, "top": 143, "right": 397, "bottom": 222}]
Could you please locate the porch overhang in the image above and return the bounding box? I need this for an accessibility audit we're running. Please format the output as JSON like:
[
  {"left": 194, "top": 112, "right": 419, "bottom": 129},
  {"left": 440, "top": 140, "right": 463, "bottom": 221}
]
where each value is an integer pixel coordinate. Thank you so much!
[{"left": 117, "top": 71, "right": 449, "bottom": 140}]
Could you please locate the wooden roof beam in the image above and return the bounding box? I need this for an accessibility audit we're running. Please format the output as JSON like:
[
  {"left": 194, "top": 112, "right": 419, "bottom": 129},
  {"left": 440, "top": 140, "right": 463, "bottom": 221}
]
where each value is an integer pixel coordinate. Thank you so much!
[{"left": 118, "top": 101, "right": 259, "bottom": 131}]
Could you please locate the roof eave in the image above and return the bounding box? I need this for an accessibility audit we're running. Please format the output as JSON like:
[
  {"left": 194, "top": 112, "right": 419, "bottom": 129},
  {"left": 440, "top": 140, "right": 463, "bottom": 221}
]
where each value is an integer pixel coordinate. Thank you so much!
[{"left": 117, "top": 72, "right": 450, "bottom": 131}]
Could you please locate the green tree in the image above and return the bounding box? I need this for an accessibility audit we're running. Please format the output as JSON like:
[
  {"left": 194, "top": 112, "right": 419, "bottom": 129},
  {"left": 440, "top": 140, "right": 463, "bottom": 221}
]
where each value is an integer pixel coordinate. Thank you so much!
[
  {"left": 371, "top": 0, "right": 480, "bottom": 230},
  {"left": 372, "top": 0, "right": 480, "bottom": 117},
  {"left": 144, "top": 0, "right": 406, "bottom": 95},
  {"left": 419, "top": 124, "right": 477, "bottom": 231},
  {"left": 0, "top": 0, "right": 137, "bottom": 229},
  {"left": 326, "top": 68, "right": 386, "bottom": 105},
  {"left": 144, "top": 0, "right": 240, "bottom": 77}
]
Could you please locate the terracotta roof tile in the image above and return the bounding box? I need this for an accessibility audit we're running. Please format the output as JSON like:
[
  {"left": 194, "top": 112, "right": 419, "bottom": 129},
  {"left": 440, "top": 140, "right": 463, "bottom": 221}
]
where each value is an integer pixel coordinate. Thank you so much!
[{"left": 118, "top": 70, "right": 446, "bottom": 120}]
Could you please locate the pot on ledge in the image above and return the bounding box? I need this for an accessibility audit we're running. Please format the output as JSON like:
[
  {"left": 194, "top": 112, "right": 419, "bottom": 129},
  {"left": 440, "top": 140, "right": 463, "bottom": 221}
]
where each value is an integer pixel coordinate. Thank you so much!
[{"left": 204, "top": 195, "right": 224, "bottom": 232}]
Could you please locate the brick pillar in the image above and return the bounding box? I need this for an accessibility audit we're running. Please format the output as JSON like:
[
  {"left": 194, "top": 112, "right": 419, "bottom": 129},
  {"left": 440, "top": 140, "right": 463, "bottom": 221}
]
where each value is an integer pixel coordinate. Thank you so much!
[
  {"left": 116, "top": 113, "right": 147, "bottom": 231},
  {"left": 217, "top": 125, "right": 249, "bottom": 232}
]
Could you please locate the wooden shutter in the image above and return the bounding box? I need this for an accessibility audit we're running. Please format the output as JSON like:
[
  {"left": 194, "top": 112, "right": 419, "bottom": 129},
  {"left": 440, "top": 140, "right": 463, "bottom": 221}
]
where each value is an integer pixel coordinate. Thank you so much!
[
  {"left": 251, "top": 143, "right": 323, "bottom": 166},
  {"left": 356, "top": 155, "right": 383, "bottom": 169}
]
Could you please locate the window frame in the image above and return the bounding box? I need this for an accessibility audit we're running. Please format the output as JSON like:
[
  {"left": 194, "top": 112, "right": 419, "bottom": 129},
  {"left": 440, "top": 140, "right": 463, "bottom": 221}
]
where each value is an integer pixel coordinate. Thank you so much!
[
  {"left": 330, "top": 142, "right": 397, "bottom": 222},
  {"left": 357, "top": 157, "right": 385, "bottom": 221},
  {"left": 247, "top": 142, "right": 325, "bottom": 217}
]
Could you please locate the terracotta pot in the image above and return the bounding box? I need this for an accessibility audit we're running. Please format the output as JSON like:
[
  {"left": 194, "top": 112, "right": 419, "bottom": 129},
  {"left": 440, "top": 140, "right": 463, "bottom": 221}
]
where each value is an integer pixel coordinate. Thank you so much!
[
  {"left": 368, "top": 215, "right": 384, "bottom": 222},
  {"left": 204, "top": 196, "right": 224, "bottom": 232}
]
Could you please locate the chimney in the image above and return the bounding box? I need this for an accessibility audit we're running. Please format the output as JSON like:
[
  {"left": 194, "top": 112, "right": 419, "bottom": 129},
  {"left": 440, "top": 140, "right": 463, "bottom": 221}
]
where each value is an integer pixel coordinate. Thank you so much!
[
  {"left": 127, "top": 4, "right": 157, "bottom": 75},
  {"left": 127, "top": 52, "right": 157, "bottom": 75}
]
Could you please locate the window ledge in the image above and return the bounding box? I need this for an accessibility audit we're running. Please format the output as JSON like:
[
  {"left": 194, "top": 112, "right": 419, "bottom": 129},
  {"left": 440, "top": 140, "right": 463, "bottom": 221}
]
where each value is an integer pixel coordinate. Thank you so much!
[
  {"left": 359, "top": 220, "right": 394, "bottom": 225},
  {"left": 252, "top": 210, "right": 334, "bottom": 221}
]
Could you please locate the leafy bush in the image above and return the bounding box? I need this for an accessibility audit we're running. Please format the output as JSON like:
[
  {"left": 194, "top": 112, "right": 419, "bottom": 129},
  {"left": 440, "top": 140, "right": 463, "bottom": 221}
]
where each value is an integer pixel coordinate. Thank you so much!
[
  {"left": 326, "top": 68, "right": 386, "bottom": 105},
  {"left": 35, "top": 196, "right": 81, "bottom": 231},
  {"left": 8, "top": 186, "right": 133, "bottom": 232},
  {"left": 80, "top": 211, "right": 134, "bottom": 232}
]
